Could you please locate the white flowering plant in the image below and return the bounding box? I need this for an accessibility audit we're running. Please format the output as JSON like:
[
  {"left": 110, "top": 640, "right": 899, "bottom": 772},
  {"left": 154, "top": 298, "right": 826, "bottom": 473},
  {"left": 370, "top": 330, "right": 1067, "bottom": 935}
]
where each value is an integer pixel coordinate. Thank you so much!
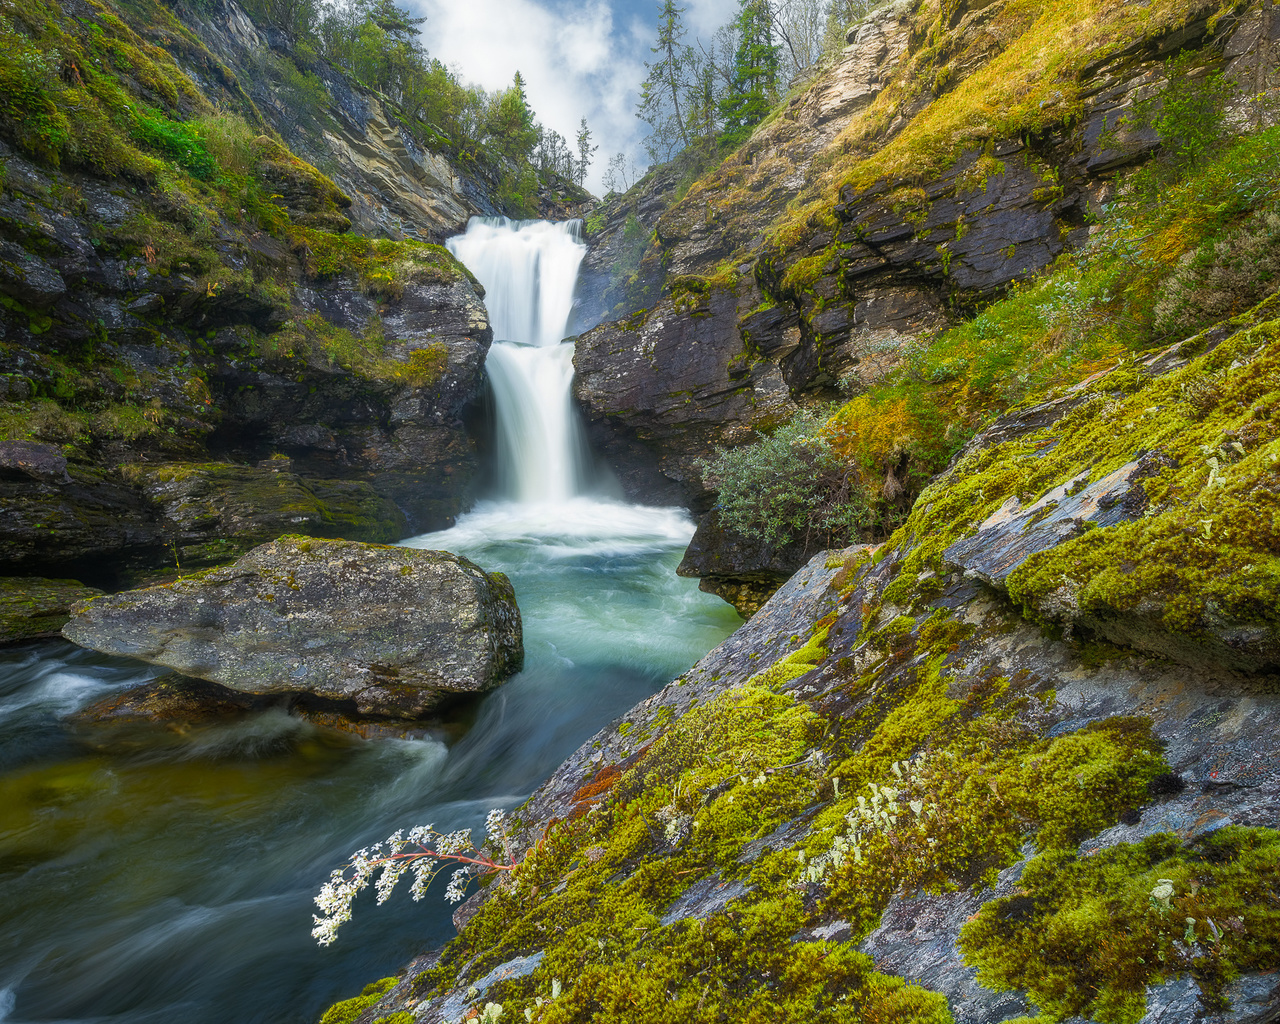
[
  {"left": 312, "top": 809, "right": 516, "bottom": 946},
  {"left": 800, "top": 757, "right": 939, "bottom": 885}
]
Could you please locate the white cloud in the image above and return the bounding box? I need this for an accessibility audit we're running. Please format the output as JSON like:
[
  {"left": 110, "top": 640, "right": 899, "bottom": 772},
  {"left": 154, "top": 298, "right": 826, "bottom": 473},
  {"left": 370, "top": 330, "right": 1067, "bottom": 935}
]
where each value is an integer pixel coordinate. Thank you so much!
[
  {"left": 412, "top": 0, "right": 651, "bottom": 195},
  {"left": 684, "top": 0, "right": 739, "bottom": 37}
]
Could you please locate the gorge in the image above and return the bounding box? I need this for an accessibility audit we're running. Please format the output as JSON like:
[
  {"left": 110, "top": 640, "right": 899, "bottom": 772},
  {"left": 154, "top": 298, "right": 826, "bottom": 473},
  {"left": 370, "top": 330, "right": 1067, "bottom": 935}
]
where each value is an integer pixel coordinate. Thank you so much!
[{"left": 0, "top": 0, "right": 1278, "bottom": 1021}]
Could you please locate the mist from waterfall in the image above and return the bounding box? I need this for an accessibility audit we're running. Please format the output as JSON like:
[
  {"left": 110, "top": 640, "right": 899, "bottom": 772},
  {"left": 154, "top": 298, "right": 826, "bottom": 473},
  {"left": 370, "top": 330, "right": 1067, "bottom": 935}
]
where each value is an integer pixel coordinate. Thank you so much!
[{"left": 447, "top": 218, "right": 589, "bottom": 502}]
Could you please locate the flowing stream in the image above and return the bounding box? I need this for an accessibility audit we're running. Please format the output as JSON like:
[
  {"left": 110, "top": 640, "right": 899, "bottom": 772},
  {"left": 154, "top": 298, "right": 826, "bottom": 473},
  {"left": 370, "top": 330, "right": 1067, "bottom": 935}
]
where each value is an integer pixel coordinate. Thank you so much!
[{"left": 0, "top": 218, "right": 739, "bottom": 1023}]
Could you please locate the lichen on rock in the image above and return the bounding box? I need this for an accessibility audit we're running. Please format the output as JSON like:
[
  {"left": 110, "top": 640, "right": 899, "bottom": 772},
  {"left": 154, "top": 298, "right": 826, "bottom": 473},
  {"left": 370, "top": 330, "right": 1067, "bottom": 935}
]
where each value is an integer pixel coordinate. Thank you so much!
[{"left": 62, "top": 535, "right": 524, "bottom": 717}]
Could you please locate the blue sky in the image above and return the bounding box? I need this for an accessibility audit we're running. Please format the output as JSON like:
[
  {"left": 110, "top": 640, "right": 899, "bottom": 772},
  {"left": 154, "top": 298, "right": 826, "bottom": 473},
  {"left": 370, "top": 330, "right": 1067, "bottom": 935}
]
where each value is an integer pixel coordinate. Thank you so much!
[{"left": 413, "top": 0, "right": 740, "bottom": 194}]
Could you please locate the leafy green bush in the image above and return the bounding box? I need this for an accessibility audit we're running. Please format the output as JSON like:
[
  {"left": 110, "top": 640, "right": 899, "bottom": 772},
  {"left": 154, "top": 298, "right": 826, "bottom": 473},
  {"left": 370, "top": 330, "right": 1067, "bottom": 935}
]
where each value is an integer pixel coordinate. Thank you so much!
[
  {"left": 698, "top": 411, "right": 872, "bottom": 547},
  {"left": 131, "top": 107, "right": 217, "bottom": 179}
]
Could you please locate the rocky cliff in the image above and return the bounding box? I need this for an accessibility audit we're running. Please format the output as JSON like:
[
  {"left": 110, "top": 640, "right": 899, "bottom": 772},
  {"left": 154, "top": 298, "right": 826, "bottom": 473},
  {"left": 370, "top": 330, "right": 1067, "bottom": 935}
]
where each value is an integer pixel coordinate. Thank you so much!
[
  {"left": 572, "top": 0, "right": 1280, "bottom": 599},
  {"left": 329, "top": 263, "right": 1280, "bottom": 1024},
  {"left": 0, "top": 0, "right": 538, "bottom": 623}
]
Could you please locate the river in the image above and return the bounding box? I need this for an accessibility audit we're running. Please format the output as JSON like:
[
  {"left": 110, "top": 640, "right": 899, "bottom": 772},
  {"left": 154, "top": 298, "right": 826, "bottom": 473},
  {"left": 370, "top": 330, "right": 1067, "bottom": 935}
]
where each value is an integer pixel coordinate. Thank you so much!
[{"left": 0, "top": 219, "right": 739, "bottom": 1023}]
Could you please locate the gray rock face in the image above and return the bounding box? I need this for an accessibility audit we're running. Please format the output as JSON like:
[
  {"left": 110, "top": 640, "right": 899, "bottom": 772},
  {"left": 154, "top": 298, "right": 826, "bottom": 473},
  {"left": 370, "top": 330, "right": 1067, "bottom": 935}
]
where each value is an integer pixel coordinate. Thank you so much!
[
  {"left": 0, "top": 125, "right": 494, "bottom": 580},
  {"left": 943, "top": 452, "right": 1169, "bottom": 588},
  {"left": 573, "top": 290, "right": 797, "bottom": 507},
  {"left": 0, "top": 239, "right": 66, "bottom": 307},
  {"left": 0, "top": 441, "right": 71, "bottom": 484},
  {"left": 677, "top": 509, "right": 827, "bottom": 617},
  {"left": 63, "top": 536, "right": 524, "bottom": 717}
]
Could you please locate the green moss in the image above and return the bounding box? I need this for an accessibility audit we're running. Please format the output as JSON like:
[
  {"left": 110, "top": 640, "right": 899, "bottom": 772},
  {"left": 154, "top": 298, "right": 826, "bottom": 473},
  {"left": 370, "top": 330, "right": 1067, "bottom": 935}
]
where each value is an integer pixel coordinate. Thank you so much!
[
  {"left": 293, "top": 227, "right": 474, "bottom": 294},
  {"left": 961, "top": 828, "right": 1280, "bottom": 1024},
  {"left": 748, "top": 623, "right": 830, "bottom": 688},
  {"left": 318, "top": 977, "right": 397, "bottom": 1024},
  {"left": 398, "top": 343, "right": 449, "bottom": 388}
]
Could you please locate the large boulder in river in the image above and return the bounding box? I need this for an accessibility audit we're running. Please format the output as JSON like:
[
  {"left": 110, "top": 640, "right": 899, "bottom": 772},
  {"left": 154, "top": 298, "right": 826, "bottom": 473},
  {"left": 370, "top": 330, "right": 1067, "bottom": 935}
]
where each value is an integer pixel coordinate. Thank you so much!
[{"left": 62, "top": 536, "right": 523, "bottom": 717}]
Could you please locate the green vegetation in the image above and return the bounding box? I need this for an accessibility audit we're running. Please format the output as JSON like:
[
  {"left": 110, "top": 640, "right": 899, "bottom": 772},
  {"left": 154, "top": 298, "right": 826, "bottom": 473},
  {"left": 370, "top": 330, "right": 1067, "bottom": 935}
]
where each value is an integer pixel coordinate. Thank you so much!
[
  {"left": 961, "top": 828, "right": 1280, "bottom": 1023},
  {"left": 327, "top": 576, "right": 1279, "bottom": 1024},
  {"left": 318, "top": 977, "right": 397, "bottom": 1024},
  {"left": 257, "top": 312, "right": 448, "bottom": 388},
  {"left": 292, "top": 227, "right": 472, "bottom": 294},
  {"left": 698, "top": 410, "right": 875, "bottom": 546},
  {"left": 240, "top": 0, "right": 597, "bottom": 207},
  {"left": 708, "top": 110, "right": 1280, "bottom": 555}
]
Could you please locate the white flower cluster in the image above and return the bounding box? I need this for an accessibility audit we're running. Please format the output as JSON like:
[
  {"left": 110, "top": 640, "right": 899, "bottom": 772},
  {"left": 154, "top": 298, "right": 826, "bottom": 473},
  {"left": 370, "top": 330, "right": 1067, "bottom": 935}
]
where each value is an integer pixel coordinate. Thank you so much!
[
  {"left": 800, "top": 758, "right": 937, "bottom": 885},
  {"left": 312, "top": 811, "right": 510, "bottom": 946}
]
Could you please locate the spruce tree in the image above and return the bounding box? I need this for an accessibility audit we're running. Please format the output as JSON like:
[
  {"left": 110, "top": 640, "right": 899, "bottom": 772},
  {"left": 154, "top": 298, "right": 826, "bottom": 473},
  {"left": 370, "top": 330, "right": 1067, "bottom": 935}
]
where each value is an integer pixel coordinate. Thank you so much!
[
  {"left": 637, "top": 0, "right": 695, "bottom": 162},
  {"left": 575, "top": 117, "right": 597, "bottom": 186},
  {"left": 718, "top": 0, "right": 779, "bottom": 146}
]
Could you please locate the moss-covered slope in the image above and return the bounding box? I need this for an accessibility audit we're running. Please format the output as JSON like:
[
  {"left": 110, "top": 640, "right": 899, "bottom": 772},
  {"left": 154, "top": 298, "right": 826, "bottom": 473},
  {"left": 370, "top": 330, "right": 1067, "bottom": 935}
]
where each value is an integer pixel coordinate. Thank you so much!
[{"left": 331, "top": 186, "right": 1280, "bottom": 1024}]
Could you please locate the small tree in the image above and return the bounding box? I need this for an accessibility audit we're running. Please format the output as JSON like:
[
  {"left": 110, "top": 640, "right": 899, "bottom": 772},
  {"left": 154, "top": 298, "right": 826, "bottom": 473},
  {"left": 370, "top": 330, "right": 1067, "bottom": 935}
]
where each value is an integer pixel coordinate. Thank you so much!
[
  {"left": 718, "top": 0, "right": 780, "bottom": 147},
  {"left": 575, "top": 117, "right": 597, "bottom": 186},
  {"left": 638, "top": 0, "right": 696, "bottom": 161},
  {"left": 602, "top": 151, "right": 640, "bottom": 193},
  {"left": 772, "top": 0, "right": 827, "bottom": 85}
]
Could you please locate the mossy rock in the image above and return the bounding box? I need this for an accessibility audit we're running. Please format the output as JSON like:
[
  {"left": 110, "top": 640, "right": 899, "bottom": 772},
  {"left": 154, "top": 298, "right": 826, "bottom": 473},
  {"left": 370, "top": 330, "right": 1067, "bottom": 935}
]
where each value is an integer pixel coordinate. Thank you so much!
[
  {"left": 0, "top": 576, "right": 104, "bottom": 643},
  {"left": 63, "top": 536, "right": 524, "bottom": 717},
  {"left": 127, "top": 462, "right": 408, "bottom": 568}
]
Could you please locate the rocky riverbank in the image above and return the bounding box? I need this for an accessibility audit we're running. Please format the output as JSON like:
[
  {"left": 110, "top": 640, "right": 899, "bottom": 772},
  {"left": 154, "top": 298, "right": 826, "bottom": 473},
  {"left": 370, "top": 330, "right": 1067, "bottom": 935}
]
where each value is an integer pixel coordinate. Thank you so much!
[{"left": 333, "top": 284, "right": 1280, "bottom": 1024}]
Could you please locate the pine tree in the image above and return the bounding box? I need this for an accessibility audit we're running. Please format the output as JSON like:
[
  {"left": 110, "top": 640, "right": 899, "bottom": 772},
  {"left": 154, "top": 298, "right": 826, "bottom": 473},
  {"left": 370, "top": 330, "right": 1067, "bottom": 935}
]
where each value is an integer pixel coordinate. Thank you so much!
[
  {"left": 637, "top": 0, "right": 695, "bottom": 162},
  {"left": 575, "top": 117, "right": 597, "bottom": 186},
  {"left": 718, "top": 0, "right": 779, "bottom": 146},
  {"left": 485, "top": 71, "right": 538, "bottom": 162}
]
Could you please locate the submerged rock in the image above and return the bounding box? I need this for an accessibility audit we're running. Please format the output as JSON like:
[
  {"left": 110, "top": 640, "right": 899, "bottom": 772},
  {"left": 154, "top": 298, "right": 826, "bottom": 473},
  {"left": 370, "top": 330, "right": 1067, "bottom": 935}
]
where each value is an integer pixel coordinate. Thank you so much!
[
  {"left": 63, "top": 536, "right": 523, "bottom": 717},
  {"left": 70, "top": 673, "right": 453, "bottom": 745}
]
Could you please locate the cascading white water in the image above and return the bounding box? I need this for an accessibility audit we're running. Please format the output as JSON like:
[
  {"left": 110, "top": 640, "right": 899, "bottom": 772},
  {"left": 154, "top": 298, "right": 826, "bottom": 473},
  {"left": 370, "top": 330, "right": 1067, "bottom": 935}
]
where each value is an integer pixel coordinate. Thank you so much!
[
  {"left": 0, "top": 218, "right": 741, "bottom": 1024},
  {"left": 447, "top": 218, "right": 589, "bottom": 502}
]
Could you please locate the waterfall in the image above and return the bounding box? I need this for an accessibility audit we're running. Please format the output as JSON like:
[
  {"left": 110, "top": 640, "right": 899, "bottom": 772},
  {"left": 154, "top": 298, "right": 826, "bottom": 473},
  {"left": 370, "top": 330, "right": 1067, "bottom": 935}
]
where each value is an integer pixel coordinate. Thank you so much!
[{"left": 447, "top": 218, "right": 589, "bottom": 502}]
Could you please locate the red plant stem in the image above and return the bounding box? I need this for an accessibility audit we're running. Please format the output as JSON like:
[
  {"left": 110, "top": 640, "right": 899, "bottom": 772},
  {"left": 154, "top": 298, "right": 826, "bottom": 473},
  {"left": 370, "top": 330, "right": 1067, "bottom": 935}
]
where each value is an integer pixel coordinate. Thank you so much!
[{"left": 361, "top": 850, "right": 516, "bottom": 872}]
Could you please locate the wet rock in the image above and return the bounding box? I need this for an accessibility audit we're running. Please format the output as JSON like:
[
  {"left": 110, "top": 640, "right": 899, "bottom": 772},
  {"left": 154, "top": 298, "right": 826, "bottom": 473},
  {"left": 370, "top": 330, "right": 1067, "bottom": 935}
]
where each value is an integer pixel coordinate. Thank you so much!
[
  {"left": 70, "top": 673, "right": 452, "bottom": 742},
  {"left": 63, "top": 536, "right": 524, "bottom": 717},
  {"left": 73, "top": 674, "right": 259, "bottom": 727},
  {"left": 573, "top": 290, "right": 797, "bottom": 507},
  {"left": 0, "top": 576, "right": 104, "bottom": 643},
  {"left": 0, "top": 239, "right": 66, "bottom": 307},
  {"left": 677, "top": 509, "right": 821, "bottom": 616},
  {"left": 0, "top": 463, "right": 168, "bottom": 585},
  {"left": 0, "top": 441, "right": 71, "bottom": 484},
  {"left": 129, "top": 461, "right": 407, "bottom": 569}
]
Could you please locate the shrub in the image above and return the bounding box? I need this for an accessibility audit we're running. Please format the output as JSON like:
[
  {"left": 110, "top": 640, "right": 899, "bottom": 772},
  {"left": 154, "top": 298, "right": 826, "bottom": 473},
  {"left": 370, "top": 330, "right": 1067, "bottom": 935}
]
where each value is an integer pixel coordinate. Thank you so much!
[{"left": 698, "top": 410, "right": 873, "bottom": 547}]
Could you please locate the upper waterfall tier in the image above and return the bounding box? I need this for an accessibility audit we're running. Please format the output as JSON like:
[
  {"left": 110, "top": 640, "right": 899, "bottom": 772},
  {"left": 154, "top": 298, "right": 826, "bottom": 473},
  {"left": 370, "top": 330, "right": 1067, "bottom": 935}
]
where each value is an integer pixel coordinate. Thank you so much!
[
  {"left": 447, "top": 218, "right": 586, "bottom": 348},
  {"left": 446, "top": 218, "right": 590, "bottom": 503}
]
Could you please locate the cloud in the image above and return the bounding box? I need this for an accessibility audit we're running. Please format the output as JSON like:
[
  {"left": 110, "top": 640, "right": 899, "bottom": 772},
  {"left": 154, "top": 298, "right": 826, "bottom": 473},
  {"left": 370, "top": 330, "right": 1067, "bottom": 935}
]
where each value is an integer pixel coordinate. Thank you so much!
[
  {"left": 413, "top": 0, "right": 652, "bottom": 195},
  {"left": 407, "top": 0, "right": 744, "bottom": 196}
]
